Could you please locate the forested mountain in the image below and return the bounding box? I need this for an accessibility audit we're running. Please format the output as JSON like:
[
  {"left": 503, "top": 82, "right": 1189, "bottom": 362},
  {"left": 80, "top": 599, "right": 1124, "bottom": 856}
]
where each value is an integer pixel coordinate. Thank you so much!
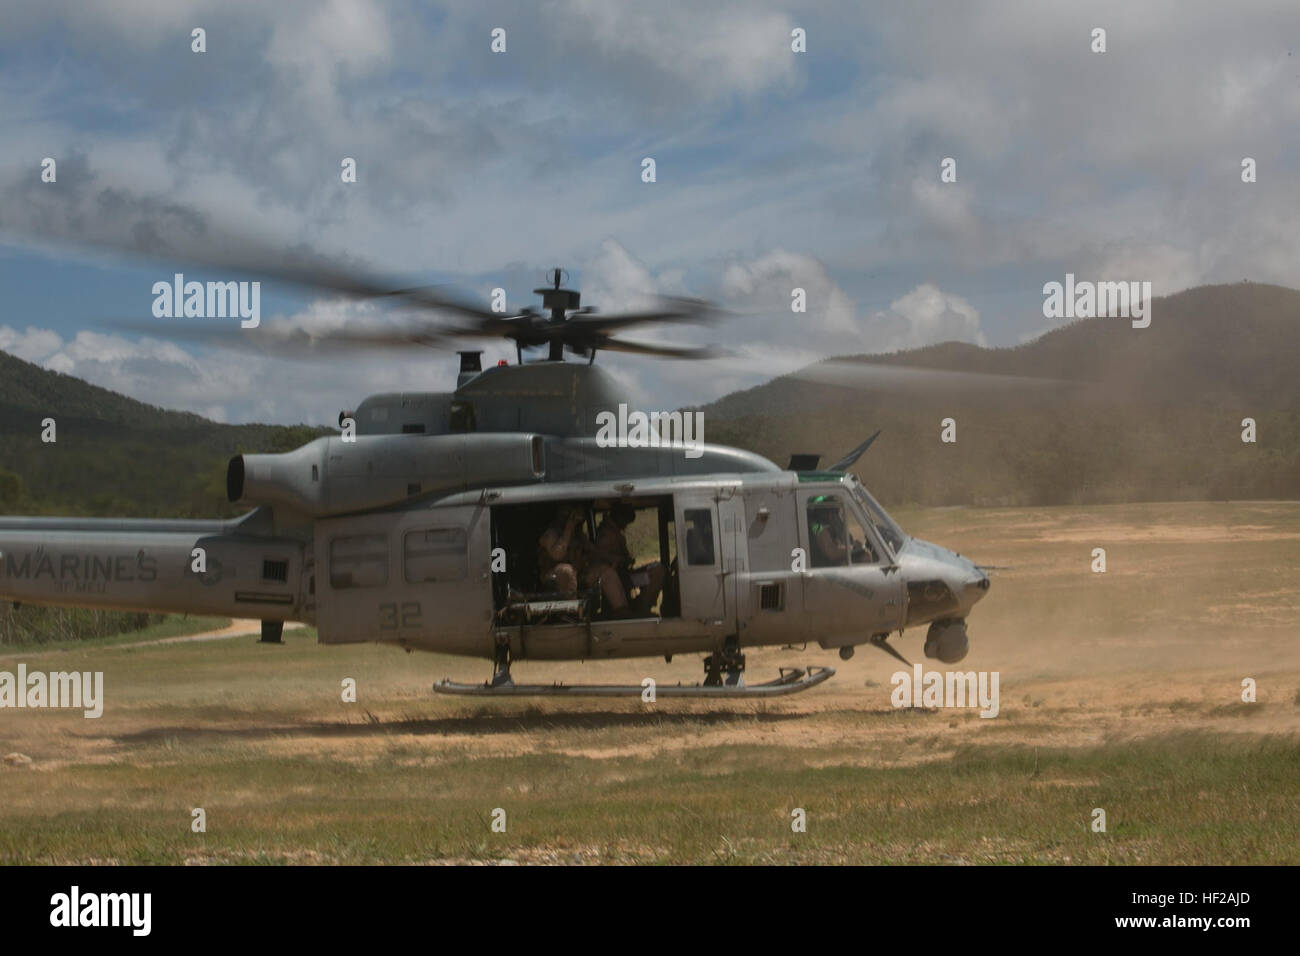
[{"left": 0, "top": 349, "right": 329, "bottom": 517}]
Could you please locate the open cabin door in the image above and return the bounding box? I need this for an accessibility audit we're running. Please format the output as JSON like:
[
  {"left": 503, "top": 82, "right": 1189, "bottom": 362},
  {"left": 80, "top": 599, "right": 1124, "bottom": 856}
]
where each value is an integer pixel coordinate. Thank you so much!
[{"left": 314, "top": 503, "right": 493, "bottom": 655}]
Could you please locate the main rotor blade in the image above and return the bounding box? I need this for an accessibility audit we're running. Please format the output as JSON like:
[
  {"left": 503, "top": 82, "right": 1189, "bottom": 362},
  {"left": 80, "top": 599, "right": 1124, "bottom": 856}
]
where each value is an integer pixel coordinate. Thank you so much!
[
  {"left": 4, "top": 192, "right": 732, "bottom": 360},
  {"left": 790, "top": 358, "right": 1078, "bottom": 392},
  {"left": 110, "top": 319, "right": 454, "bottom": 356},
  {"left": 565, "top": 296, "right": 725, "bottom": 332},
  {"left": 0, "top": 206, "right": 500, "bottom": 322},
  {"left": 365, "top": 285, "right": 510, "bottom": 324},
  {"left": 587, "top": 337, "right": 726, "bottom": 360}
]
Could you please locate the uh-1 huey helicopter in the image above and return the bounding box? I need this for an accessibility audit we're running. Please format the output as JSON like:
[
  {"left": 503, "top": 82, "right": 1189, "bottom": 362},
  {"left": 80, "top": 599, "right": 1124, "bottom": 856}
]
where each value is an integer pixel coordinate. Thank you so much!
[{"left": 0, "top": 249, "right": 992, "bottom": 698}]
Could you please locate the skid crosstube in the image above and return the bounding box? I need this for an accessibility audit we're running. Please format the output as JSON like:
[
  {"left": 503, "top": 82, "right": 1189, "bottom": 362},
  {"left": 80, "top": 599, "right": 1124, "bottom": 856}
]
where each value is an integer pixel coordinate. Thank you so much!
[{"left": 433, "top": 666, "right": 836, "bottom": 698}]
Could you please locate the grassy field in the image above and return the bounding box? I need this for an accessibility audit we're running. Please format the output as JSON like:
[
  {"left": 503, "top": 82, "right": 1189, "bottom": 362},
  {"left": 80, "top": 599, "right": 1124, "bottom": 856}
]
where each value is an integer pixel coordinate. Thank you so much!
[
  {"left": 1, "top": 501, "right": 1297, "bottom": 864},
  {"left": 0, "top": 614, "right": 232, "bottom": 655}
]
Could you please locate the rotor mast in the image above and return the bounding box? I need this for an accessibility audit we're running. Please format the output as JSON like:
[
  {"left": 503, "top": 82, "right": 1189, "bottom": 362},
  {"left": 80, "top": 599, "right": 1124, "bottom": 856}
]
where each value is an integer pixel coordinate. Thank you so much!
[{"left": 533, "top": 267, "right": 582, "bottom": 362}]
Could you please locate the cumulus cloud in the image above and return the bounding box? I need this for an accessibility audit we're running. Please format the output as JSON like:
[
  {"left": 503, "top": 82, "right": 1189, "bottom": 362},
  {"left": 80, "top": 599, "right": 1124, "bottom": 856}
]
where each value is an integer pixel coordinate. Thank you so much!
[
  {"left": 720, "top": 251, "right": 984, "bottom": 352},
  {"left": 868, "top": 283, "right": 986, "bottom": 350},
  {"left": 722, "top": 250, "right": 858, "bottom": 341},
  {"left": 0, "top": 326, "right": 63, "bottom": 362},
  {"left": 0, "top": 307, "right": 446, "bottom": 426},
  {"left": 909, "top": 177, "right": 980, "bottom": 241},
  {"left": 3, "top": 0, "right": 1300, "bottom": 421},
  {"left": 579, "top": 239, "right": 672, "bottom": 313},
  {"left": 556, "top": 0, "right": 799, "bottom": 104},
  {"left": 583, "top": 245, "right": 988, "bottom": 408}
]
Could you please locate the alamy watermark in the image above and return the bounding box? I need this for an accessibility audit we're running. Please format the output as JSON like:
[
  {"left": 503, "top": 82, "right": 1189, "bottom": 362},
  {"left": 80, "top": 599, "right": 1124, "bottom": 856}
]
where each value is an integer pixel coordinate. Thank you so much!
[
  {"left": 595, "top": 404, "right": 705, "bottom": 459},
  {"left": 151, "top": 273, "right": 260, "bottom": 328},
  {"left": 50, "top": 886, "right": 150, "bottom": 936},
  {"left": 0, "top": 665, "right": 103, "bottom": 718},
  {"left": 1043, "top": 273, "right": 1151, "bottom": 328},
  {"left": 890, "top": 664, "right": 999, "bottom": 718}
]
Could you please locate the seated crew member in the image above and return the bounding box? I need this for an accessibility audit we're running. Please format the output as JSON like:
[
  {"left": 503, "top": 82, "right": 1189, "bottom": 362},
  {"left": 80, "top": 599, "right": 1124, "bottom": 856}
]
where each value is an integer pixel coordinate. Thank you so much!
[
  {"left": 594, "top": 503, "right": 665, "bottom": 615},
  {"left": 537, "top": 504, "right": 585, "bottom": 596},
  {"left": 808, "top": 496, "right": 849, "bottom": 567},
  {"left": 852, "top": 534, "right": 877, "bottom": 564},
  {"left": 537, "top": 504, "right": 630, "bottom": 616}
]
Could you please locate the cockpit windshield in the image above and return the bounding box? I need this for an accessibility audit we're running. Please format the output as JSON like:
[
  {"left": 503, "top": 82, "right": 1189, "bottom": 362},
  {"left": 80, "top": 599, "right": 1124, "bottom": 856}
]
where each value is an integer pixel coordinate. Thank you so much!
[{"left": 851, "top": 482, "right": 907, "bottom": 554}]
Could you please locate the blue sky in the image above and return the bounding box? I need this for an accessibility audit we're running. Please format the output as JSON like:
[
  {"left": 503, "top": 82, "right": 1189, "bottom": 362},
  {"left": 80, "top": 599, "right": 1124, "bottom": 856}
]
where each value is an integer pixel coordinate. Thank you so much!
[{"left": 2, "top": 1, "right": 1298, "bottom": 423}]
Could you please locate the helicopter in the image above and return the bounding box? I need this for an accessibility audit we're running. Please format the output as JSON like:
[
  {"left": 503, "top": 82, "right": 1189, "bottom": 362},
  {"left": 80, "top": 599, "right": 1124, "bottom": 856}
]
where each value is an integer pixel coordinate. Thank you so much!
[{"left": 0, "top": 254, "right": 991, "bottom": 698}]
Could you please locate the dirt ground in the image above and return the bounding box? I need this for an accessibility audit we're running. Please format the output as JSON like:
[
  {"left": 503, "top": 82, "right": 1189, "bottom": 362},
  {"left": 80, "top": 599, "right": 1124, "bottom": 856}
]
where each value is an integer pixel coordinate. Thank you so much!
[{"left": 1, "top": 500, "right": 1297, "bottom": 864}]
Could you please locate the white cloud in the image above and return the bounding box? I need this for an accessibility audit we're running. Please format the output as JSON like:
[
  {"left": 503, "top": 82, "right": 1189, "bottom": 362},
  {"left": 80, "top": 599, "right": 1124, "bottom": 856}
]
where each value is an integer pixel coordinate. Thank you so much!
[
  {"left": 5, "top": 0, "right": 1300, "bottom": 424},
  {"left": 1, "top": 311, "right": 447, "bottom": 426},
  {"left": 870, "top": 283, "right": 986, "bottom": 350},
  {"left": 722, "top": 250, "right": 857, "bottom": 340},
  {"left": 0, "top": 326, "right": 63, "bottom": 362},
  {"left": 579, "top": 239, "right": 667, "bottom": 312},
  {"left": 552, "top": 0, "right": 799, "bottom": 103},
  {"left": 1089, "top": 243, "right": 1203, "bottom": 300},
  {"left": 910, "top": 176, "right": 980, "bottom": 241},
  {"left": 592, "top": 246, "right": 988, "bottom": 407}
]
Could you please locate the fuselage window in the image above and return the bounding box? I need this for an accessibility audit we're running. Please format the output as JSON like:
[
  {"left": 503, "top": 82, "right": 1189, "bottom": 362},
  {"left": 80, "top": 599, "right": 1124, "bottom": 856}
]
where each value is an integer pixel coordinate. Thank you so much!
[
  {"left": 683, "top": 509, "right": 715, "bottom": 565},
  {"left": 404, "top": 528, "right": 467, "bottom": 583},
  {"left": 329, "top": 534, "right": 388, "bottom": 588}
]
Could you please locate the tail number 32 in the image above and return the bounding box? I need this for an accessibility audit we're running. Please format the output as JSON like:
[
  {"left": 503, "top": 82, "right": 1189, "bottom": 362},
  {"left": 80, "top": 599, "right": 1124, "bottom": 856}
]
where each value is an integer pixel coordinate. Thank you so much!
[{"left": 378, "top": 601, "right": 422, "bottom": 630}]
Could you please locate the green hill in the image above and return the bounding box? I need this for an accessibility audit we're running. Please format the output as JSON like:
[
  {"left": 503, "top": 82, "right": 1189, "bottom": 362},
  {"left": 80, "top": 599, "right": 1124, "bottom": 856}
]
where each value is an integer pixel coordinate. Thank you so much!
[{"left": 0, "top": 348, "right": 330, "bottom": 517}]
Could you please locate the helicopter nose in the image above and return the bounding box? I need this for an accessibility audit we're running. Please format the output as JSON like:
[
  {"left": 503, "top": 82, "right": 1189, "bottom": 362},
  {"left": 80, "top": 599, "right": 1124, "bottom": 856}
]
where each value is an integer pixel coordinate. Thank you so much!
[
  {"left": 906, "top": 539, "right": 990, "bottom": 613},
  {"left": 954, "top": 562, "right": 990, "bottom": 610}
]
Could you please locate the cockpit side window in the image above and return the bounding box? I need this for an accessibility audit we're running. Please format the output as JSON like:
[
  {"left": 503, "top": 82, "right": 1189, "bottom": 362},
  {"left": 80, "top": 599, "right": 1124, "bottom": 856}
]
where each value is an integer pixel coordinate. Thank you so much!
[
  {"left": 843, "top": 507, "right": 880, "bottom": 565},
  {"left": 852, "top": 484, "right": 906, "bottom": 554},
  {"left": 809, "top": 494, "right": 883, "bottom": 567}
]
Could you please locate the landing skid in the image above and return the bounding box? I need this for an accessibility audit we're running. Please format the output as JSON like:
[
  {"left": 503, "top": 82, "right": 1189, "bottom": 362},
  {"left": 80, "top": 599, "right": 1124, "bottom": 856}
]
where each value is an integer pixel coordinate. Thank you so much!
[{"left": 433, "top": 666, "right": 836, "bottom": 698}]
